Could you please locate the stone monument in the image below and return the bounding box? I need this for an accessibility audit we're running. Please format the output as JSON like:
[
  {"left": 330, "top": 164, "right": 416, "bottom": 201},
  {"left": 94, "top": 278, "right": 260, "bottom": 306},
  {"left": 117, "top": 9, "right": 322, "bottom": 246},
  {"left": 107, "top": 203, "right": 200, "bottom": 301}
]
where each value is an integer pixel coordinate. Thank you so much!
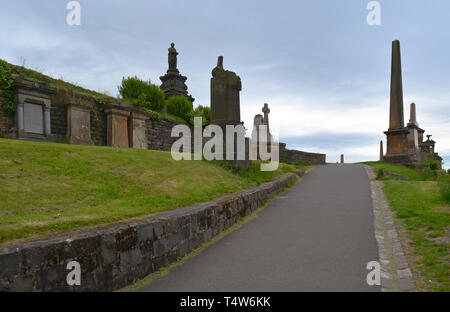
[
  {"left": 210, "top": 56, "right": 242, "bottom": 128},
  {"left": 66, "top": 94, "right": 93, "bottom": 145},
  {"left": 13, "top": 77, "right": 54, "bottom": 141},
  {"left": 159, "top": 43, "right": 194, "bottom": 103},
  {"left": 383, "top": 40, "right": 410, "bottom": 163},
  {"left": 379, "top": 140, "right": 384, "bottom": 161}
]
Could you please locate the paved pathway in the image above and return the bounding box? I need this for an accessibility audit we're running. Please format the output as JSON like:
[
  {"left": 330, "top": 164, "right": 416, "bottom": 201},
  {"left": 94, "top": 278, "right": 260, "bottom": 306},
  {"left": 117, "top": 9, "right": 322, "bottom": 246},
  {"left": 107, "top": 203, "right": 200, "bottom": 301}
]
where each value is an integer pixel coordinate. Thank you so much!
[{"left": 140, "top": 164, "right": 380, "bottom": 292}]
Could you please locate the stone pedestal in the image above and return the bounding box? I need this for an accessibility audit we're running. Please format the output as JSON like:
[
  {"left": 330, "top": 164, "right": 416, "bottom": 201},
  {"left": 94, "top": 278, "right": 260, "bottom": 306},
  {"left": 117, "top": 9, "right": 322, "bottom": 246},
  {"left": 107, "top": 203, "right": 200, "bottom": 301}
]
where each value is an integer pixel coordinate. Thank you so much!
[
  {"left": 105, "top": 108, "right": 131, "bottom": 148},
  {"left": 67, "top": 102, "right": 93, "bottom": 145},
  {"left": 159, "top": 43, "right": 194, "bottom": 103}
]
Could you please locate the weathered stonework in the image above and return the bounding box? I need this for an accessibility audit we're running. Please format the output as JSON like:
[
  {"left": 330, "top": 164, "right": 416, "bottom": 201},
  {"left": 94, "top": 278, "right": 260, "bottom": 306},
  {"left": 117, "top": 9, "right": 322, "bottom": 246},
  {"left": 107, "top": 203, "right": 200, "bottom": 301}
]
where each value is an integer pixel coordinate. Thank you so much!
[
  {"left": 131, "top": 112, "right": 148, "bottom": 149},
  {"left": 279, "top": 144, "right": 326, "bottom": 165},
  {"left": 106, "top": 107, "right": 130, "bottom": 148},
  {"left": 13, "top": 77, "right": 54, "bottom": 141},
  {"left": 0, "top": 173, "right": 296, "bottom": 292},
  {"left": 67, "top": 102, "right": 93, "bottom": 145}
]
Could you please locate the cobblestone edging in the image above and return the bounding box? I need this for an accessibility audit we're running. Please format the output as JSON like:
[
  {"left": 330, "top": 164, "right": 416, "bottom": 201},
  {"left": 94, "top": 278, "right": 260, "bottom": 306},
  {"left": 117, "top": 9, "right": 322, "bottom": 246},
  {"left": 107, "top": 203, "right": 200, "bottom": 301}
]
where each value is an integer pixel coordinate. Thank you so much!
[
  {"left": 364, "top": 165, "right": 416, "bottom": 292},
  {"left": 0, "top": 173, "right": 297, "bottom": 292}
]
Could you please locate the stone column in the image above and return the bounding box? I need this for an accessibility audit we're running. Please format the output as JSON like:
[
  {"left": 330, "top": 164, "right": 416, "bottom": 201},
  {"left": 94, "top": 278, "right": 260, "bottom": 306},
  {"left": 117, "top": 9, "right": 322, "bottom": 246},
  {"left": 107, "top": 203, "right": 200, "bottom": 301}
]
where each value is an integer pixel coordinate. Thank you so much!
[
  {"left": 16, "top": 103, "right": 24, "bottom": 132},
  {"left": 379, "top": 140, "right": 384, "bottom": 161},
  {"left": 44, "top": 106, "right": 51, "bottom": 136},
  {"left": 340, "top": 154, "right": 344, "bottom": 164}
]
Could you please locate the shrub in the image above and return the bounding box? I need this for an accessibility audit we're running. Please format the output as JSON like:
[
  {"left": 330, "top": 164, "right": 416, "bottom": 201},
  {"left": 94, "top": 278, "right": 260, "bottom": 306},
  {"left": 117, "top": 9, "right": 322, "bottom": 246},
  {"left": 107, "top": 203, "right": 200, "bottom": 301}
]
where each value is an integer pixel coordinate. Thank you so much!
[
  {"left": 189, "top": 105, "right": 211, "bottom": 126},
  {"left": 166, "top": 96, "right": 193, "bottom": 122},
  {"left": 0, "top": 60, "right": 15, "bottom": 115},
  {"left": 118, "top": 76, "right": 165, "bottom": 111},
  {"left": 438, "top": 174, "right": 450, "bottom": 203}
]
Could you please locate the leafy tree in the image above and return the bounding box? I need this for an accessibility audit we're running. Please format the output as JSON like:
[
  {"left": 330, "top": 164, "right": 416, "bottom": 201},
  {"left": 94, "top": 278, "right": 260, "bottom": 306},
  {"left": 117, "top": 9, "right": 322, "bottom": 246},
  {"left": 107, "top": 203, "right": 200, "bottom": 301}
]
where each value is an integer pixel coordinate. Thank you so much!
[
  {"left": 189, "top": 105, "right": 211, "bottom": 127},
  {"left": 118, "top": 76, "right": 165, "bottom": 111},
  {"left": 165, "top": 96, "right": 193, "bottom": 122}
]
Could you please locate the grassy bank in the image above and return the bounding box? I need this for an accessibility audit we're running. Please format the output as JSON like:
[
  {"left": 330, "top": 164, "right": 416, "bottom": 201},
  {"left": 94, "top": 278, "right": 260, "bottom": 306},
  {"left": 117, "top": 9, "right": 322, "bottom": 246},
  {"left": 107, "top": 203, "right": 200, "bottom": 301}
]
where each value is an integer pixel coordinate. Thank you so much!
[
  {"left": 0, "top": 139, "right": 301, "bottom": 245},
  {"left": 365, "top": 161, "right": 449, "bottom": 291}
]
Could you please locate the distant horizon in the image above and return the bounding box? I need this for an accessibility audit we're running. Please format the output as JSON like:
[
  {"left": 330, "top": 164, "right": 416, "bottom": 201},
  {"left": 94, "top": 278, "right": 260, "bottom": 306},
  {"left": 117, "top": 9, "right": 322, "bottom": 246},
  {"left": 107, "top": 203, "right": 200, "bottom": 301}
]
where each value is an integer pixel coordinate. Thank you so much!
[{"left": 0, "top": 1, "right": 448, "bottom": 168}]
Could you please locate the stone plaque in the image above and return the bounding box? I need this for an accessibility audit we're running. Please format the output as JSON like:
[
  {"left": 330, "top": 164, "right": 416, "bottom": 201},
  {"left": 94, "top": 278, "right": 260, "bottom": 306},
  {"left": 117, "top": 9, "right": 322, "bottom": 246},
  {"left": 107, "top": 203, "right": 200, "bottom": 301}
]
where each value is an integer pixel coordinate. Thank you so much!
[
  {"left": 23, "top": 103, "right": 44, "bottom": 134},
  {"left": 132, "top": 114, "right": 148, "bottom": 149},
  {"left": 106, "top": 108, "right": 130, "bottom": 148},
  {"left": 67, "top": 104, "right": 93, "bottom": 145}
]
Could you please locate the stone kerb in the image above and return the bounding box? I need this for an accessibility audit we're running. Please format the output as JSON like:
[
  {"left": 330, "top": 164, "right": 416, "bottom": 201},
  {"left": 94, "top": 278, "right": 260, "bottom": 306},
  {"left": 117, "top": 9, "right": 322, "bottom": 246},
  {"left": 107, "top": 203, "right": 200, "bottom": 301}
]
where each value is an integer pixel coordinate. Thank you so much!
[{"left": 0, "top": 173, "right": 296, "bottom": 292}]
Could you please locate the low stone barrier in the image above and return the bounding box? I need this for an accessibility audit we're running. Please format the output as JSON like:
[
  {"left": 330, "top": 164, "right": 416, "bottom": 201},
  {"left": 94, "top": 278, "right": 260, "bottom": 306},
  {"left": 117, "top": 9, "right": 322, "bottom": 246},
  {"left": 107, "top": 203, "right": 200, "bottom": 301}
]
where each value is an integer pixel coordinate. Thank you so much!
[{"left": 0, "top": 173, "right": 296, "bottom": 292}]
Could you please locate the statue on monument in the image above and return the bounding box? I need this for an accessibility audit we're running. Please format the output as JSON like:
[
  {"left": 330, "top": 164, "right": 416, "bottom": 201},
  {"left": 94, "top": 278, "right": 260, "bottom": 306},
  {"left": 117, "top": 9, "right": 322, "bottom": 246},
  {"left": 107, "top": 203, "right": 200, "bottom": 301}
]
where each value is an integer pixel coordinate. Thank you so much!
[{"left": 168, "top": 42, "right": 178, "bottom": 73}]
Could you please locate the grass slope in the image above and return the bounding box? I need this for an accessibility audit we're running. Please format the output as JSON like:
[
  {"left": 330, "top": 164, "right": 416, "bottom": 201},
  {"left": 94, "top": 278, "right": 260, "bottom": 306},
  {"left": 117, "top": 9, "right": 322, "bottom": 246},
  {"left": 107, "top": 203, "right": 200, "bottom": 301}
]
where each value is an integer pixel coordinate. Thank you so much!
[
  {"left": 365, "top": 162, "right": 449, "bottom": 291},
  {"left": 0, "top": 139, "right": 299, "bottom": 245}
]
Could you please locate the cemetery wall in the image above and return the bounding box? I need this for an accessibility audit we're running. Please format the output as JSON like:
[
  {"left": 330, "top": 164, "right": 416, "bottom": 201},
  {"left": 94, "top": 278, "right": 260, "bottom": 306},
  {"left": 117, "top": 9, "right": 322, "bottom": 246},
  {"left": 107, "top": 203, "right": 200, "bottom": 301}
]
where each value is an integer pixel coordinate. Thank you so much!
[
  {"left": 0, "top": 173, "right": 297, "bottom": 291},
  {"left": 280, "top": 147, "right": 326, "bottom": 165}
]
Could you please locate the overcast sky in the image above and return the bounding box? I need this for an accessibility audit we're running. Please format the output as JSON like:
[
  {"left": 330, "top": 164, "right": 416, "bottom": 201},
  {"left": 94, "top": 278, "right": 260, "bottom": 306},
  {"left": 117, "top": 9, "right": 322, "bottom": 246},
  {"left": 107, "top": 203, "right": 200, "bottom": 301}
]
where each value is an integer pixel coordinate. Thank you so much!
[{"left": 0, "top": 0, "right": 449, "bottom": 167}]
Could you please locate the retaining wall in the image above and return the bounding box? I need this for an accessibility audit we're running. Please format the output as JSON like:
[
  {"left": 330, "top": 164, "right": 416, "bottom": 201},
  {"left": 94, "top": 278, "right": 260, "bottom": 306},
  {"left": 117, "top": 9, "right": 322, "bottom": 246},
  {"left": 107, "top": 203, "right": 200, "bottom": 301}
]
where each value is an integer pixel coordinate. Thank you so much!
[
  {"left": 0, "top": 173, "right": 296, "bottom": 292},
  {"left": 280, "top": 147, "right": 326, "bottom": 165}
]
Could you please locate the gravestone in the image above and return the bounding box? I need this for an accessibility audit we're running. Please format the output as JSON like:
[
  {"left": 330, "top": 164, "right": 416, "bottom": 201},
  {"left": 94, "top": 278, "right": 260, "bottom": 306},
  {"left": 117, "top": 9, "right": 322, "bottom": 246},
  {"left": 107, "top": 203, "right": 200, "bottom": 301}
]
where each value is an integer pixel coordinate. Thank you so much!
[
  {"left": 131, "top": 112, "right": 148, "bottom": 149},
  {"left": 67, "top": 99, "right": 93, "bottom": 145},
  {"left": 105, "top": 102, "right": 149, "bottom": 149},
  {"left": 160, "top": 43, "right": 194, "bottom": 103},
  {"left": 210, "top": 56, "right": 242, "bottom": 128},
  {"left": 105, "top": 107, "right": 131, "bottom": 148},
  {"left": 13, "top": 77, "right": 54, "bottom": 140}
]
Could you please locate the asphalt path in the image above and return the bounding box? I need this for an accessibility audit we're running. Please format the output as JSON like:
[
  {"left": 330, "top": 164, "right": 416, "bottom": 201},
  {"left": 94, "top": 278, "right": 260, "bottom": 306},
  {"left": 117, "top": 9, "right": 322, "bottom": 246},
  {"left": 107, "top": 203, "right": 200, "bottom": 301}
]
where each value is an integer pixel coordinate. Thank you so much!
[{"left": 140, "top": 164, "right": 380, "bottom": 292}]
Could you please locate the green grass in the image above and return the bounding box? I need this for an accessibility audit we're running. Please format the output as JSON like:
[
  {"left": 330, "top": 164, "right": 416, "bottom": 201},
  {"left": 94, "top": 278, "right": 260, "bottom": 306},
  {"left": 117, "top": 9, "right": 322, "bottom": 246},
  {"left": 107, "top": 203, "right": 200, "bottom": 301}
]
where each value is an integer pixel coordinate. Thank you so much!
[
  {"left": 363, "top": 161, "right": 427, "bottom": 181},
  {"left": 366, "top": 162, "right": 449, "bottom": 291},
  {"left": 0, "top": 139, "right": 299, "bottom": 245}
]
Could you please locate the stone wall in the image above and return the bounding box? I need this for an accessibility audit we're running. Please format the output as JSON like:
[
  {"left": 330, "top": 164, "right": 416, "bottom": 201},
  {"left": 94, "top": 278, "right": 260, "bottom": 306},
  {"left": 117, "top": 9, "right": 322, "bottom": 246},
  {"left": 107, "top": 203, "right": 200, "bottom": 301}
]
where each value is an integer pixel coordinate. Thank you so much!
[
  {"left": 147, "top": 117, "right": 188, "bottom": 151},
  {"left": 280, "top": 146, "right": 326, "bottom": 165},
  {"left": 0, "top": 173, "right": 296, "bottom": 292}
]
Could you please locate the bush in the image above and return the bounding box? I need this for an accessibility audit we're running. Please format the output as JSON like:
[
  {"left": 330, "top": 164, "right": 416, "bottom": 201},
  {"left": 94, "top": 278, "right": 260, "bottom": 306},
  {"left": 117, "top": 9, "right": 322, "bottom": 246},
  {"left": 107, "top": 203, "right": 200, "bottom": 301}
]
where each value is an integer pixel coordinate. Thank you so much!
[
  {"left": 0, "top": 60, "right": 15, "bottom": 115},
  {"left": 118, "top": 76, "right": 165, "bottom": 111},
  {"left": 438, "top": 174, "right": 450, "bottom": 203},
  {"left": 166, "top": 96, "right": 193, "bottom": 122},
  {"left": 189, "top": 105, "right": 211, "bottom": 126}
]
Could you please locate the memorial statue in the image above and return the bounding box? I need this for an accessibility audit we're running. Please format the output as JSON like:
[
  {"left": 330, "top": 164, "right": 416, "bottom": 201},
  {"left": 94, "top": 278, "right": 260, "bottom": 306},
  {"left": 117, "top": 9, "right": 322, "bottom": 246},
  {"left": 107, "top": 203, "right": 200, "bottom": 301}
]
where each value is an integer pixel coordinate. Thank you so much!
[{"left": 168, "top": 42, "right": 178, "bottom": 72}]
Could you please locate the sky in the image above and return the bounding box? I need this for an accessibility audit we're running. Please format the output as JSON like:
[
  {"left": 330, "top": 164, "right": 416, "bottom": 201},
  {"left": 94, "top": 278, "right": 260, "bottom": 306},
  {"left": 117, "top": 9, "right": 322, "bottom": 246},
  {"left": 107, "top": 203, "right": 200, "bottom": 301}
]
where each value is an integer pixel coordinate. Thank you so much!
[{"left": 0, "top": 0, "right": 449, "bottom": 167}]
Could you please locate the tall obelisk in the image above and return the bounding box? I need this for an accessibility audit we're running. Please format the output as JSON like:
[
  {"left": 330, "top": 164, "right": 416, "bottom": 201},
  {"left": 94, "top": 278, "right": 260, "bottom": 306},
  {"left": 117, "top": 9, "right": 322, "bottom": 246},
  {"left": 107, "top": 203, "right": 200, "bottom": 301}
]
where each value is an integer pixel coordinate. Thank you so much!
[
  {"left": 384, "top": 40, "right": 409, "bottom": 163},
  {"left": 389, "top": 40, "right": 404, "bottom": 130}
]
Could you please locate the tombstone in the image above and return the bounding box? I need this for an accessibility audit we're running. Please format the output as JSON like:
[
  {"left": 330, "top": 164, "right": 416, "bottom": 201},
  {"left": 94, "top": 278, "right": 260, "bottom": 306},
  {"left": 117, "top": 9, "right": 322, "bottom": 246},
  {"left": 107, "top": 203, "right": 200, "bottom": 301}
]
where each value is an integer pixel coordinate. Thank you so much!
[
  {"left": 210, "top": 56, "right": 249, "bottom": 168},
  {"left": 160, "top": 43, "right": 194, "bottom": 103},
  {"left": 13, "top": 77, "right": 54, "bottom": 140},
  {"left": 252, "top": 114, "right": 264, "bottom": 159},
  {"left": 105, "top": 107, "right": 131, "bottom": 148},
  {"left": 105, "top": 102, "right": 149, "bottom": 149},
  {"left": 67, "top": 97, "right": 93, "bottom": 145},
  {"left": 210, "top": 56, "right": 242, "bottom": 128},
  {"left": 131, "top": 112, "right": 148, "bottom": 149}
]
